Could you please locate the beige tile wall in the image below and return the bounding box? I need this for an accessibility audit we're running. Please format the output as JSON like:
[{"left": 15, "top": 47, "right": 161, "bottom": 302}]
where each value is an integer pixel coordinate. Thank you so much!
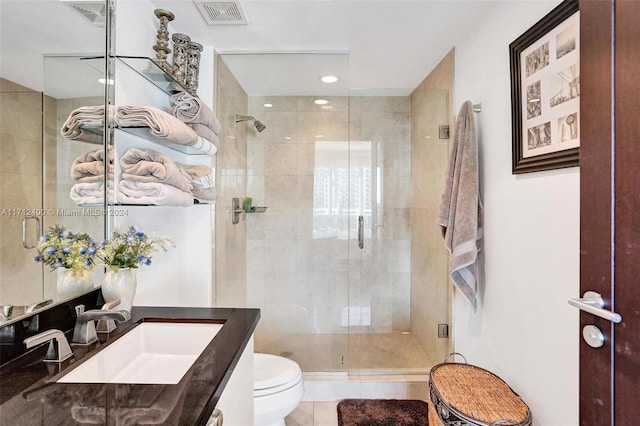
[
  {"left": 0, "top": 79, "right": 44, "bottom": 305},
  {"left": 409, "top": 49, "right": 455, "bottom": 363},
  {"left": 214, "top": 56, "right": 248, "bottom": 307}
]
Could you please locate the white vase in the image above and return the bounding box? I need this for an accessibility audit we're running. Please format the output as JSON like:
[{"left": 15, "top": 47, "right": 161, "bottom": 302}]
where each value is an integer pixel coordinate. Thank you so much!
[
  {"left": 102, "top": 268, "right": 137, "bottom": 312},
  {"left": 57, "top": 268, "right": 94, "bottom": 299}
]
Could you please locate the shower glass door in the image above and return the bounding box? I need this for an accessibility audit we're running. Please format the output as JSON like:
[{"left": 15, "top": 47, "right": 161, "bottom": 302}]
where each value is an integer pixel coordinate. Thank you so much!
[{"left": 221, "top": 52, "right": 451, "bottom": 373}]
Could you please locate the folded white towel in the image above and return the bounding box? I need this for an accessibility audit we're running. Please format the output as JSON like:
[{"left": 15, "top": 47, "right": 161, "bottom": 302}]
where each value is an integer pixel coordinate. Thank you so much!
[
  {"left": 117, "top": 180, "right": 194, "bottom": 207},
  {"left": 69, "top": 182, "right": 115, "bottom": 205},
  {"left": 176, "top": 163, "right": 216, "bottom": 201},
  {"left": 436, "top": 100, "right": 483, "bottom": 311},
  {"left": 120, "top": 148, "right": 193, "bottom": 193},
  {"left": 170, "top": 92, "right": 222, "bottom": 134},
  {"left": 187, "top": 136, "right": 218, "bottom": 155},
  {"left": 187, "top": 123, "right": 220, "bottom": 147}
]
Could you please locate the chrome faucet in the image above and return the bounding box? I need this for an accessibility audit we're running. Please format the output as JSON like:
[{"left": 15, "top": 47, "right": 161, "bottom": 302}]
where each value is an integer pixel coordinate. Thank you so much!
[
  {"left": 72, "top": 303, "right": 131, "bottom": 345},
  {"left": 23, "top": 329, "right": 73, "bottom": 363},
  {"left": 24, "top": 299, "right": 53, "bottom": 314}
]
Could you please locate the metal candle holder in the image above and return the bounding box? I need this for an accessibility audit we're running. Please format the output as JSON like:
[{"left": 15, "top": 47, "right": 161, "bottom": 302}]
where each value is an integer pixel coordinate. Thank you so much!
[
  {"left": 152, "top": 9, "right": 175, "bottom": 72},
  {"left": 171, "top": 33, "right": 191, "bottom": 84},
  {"left": 185, "top": 41, "right": 203, "bottom": 95}
]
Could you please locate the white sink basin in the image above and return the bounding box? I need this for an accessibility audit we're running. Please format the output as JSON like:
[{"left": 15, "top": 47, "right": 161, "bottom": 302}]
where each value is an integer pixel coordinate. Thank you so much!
[{"left": 58, "top": 322, "right": 223, "bottom": 384}]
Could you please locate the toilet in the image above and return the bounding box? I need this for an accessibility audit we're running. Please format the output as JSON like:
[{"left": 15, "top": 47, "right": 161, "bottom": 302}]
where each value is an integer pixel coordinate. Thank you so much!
[{"left": 253, "top": 353, "right": 304, "bottom": 426}]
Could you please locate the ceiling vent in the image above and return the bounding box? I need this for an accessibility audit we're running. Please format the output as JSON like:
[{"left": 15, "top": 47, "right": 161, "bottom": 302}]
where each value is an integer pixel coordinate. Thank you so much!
[
  {"left": 60, "top": 0, "right": 106, "bottom": 26},
  {"left": 193, "top": 1, "right": 248, "bottom": 25}
]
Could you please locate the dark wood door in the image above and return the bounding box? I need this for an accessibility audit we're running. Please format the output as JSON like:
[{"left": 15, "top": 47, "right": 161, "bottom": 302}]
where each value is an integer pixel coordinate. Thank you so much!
[{"left": 580, "top": 0, "right": 640, "bottom": 424}]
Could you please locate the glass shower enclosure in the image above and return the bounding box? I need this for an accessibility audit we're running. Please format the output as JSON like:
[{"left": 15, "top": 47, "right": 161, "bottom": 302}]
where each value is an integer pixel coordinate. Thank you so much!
[{"left": 216, "top": 52, "right": 450, "bottom": 374}]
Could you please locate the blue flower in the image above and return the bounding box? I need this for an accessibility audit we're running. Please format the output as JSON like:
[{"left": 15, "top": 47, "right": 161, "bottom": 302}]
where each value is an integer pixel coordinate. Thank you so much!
[
  {"left": 145, "top": 258, "right": 152, "bottom": 266},
  {"left": 59, "top": 231, "right": 71, "bottom": 238},
  {"left": 136, "top": 231, "right": 146, "bottom": 238},
  {"left": 40, "top": 234, "right": 50, "bottom": 242},
  {"left": 45, "top": 246, "right": 57, "bottom": 255},
  {"left": 88, "top": 247, "right": 96, "bottom": 255},
  {"left": 34, "top": 255, "right": 41, "bottom": 262},
  {"left": 79, "top": 247, "right": 87, "bottom": 255},
  {"left": 62, "top": 247, "right": 71, "bottom": 254},
  {"left": 125, "top": 235, "right": 135, "bottom": 245}
]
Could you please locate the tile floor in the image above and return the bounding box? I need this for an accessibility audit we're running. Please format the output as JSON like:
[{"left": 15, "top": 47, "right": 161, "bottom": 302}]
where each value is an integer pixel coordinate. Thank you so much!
[
  {"left": 256, "top": 332, "right": 433, "bottom": 373},
  {"left": 284, "top": 373, "right": 430, "bottom": 426}
]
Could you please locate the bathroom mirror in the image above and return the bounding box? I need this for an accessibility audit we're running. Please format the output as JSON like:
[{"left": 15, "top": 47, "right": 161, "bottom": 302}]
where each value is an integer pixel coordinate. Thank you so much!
[{"left": 0, "top": 1, "right": 108, "bottom": 324}]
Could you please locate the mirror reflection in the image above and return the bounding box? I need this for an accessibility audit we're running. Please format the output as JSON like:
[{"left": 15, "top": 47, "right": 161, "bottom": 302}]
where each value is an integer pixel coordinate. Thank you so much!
[{"left": 0, "top": 1, "right": 107, "bottom": 324}]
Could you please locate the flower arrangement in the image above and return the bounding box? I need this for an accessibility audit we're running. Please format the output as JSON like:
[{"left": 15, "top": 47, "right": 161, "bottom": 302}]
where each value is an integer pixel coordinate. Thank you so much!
[
  {"left": 34, "top": 225, "right": 97, "bottom": 275},
  {"left": 97, "top": 226, "right": 174, "bottom": 271}
]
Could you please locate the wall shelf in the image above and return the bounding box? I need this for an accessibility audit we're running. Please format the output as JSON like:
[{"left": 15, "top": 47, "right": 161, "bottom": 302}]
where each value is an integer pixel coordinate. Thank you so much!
[{"left": 81, "top": 55, "right": 189, "bottom": 95}]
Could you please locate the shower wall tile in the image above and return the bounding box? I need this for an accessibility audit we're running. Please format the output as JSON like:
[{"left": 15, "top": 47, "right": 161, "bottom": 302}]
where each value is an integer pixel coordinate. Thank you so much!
[
  {"left": 0, "top": 82, "right": 44, "bottom": 305},
  {"left": 262, "top": 110, "right": 299, "bottom": 141},
  {"left": 296, "top": 144, "right": 315, "bottom": 176},
  {"left": 379, "top": 208, "right": 411, "bottom": 241},
  {"left": 265, "top": 143, "right": 298, "bottom": 176},
  {"left": 265, "top": 175, "right": 298, "bottom": 207},
  {"left": 264, "top": 207, "right": 299, "bottom": 240},
  {"left": 247, "top": 143, "right": 265, "bottom": 175},
  {"left": 410, "top": 49, "right": 455, "bottom": 360},
  {"left": 297, "top": 96, "right": 349, "bottom": 112},
  {"left": 382, "top": 144, "right": 411, "bottom": 176},
  {"left": 215, "top": 55, "right": 248, "bottom": 308},
  {"left": 246, "top": 175, "right": 265, "bottom": 207},
  {"left": 384, "top": 175, "right": 411, "bottom": 207}
]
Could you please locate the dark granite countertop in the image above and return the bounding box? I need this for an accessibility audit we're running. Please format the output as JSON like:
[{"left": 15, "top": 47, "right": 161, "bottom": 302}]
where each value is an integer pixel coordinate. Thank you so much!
[{"left": 0, "top": 305, "right": 260, "bottom": 425}]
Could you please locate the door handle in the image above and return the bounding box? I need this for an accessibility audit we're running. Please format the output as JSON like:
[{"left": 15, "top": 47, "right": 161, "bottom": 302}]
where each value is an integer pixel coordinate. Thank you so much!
[
  {"left": 568, "top": 291, "right": 622, "bottom": 323},
  {"left": 22, "top": 216, "right": 41, "bottom": 249},
  {"left": 357, "top": 215, "right": 364, "bottom": 249}
]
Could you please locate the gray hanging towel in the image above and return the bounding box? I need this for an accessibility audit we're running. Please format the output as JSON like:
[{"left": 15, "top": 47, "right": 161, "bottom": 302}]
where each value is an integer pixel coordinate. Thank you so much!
[{"left": 436, "top": 100, "right": 483, "bottom": 311}]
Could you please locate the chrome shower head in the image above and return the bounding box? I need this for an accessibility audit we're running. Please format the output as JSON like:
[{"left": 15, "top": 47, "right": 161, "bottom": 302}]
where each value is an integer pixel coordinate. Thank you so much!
[
  {"left": 253, "top": 120, "right": 266, "bottom": 133},
  {"left": 235, "top": 114, "right": 267, "bottom": 133}
]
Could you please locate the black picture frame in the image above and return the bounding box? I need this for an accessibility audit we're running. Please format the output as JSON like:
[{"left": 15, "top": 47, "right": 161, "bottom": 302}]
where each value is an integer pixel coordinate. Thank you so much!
[{"left": 509, "top": 0, "right": 580, "bottom": 174}]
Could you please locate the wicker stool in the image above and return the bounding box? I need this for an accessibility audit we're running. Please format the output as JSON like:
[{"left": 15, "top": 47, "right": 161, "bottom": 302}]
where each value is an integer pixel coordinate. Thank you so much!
[{"left": 428, "top": 354, "right": 532, "bottom": 426}]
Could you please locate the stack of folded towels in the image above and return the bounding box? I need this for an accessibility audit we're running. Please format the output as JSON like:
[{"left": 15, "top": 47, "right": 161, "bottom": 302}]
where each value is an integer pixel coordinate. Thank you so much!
[
  {"left": 117, "top": 147, "right": 216, "bottom": 206},
  {"left": 169, "top": 92, "right": 222, "bottom": 147},
  {"left": 69, "top": 148, "right": 114, "bottom": 205},
  {"left": 68, "top": 147, "right": 217, "bottom": 206},
  {"left": 61, "top": 104, "right": 218, "bottom": 155}
]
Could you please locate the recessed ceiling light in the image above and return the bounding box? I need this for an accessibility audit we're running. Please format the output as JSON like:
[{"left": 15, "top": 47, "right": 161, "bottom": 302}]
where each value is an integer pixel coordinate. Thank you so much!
[
  {"left": 321, "top": 75, "right": 338, "bottom": 83},
  {"left": 264, "top": 103, "right": 273, "bottom": 108},
  {"left": 315, "top": 134, "right": 324, "bottom": 138},
  {"left": 285, "top": 136, "right": 292, "bottom": 140},
  {"left": 314, "top": 99, "right": 329, "bottom": 105}
]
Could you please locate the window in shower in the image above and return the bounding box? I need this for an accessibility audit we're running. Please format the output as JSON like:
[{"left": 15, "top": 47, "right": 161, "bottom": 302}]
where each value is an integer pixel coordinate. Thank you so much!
[{"left": 312, "top": 141, "right": 376, "bottom": 241}]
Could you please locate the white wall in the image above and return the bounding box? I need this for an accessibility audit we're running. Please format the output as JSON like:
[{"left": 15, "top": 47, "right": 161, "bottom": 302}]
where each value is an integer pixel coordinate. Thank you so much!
[
  {"left": 113, "top": 0, "right": 215, "bottom": 307},
  {"left": 453, "top": 2, "right": 579, "bottom": 425}
]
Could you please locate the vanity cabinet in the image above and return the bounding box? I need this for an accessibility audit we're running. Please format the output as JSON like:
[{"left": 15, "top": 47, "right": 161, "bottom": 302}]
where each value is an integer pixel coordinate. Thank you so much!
[{"left": 211, "top": 336, "right": 255, "bottom": 425}]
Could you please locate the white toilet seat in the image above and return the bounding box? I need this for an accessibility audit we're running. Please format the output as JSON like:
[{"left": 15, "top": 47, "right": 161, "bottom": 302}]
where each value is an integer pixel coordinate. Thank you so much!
[{"left": 254, "top": 353, "right": 302, "bottom": 395}]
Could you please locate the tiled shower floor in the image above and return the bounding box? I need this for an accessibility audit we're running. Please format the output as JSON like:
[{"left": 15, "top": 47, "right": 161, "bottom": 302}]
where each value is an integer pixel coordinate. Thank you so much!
[{"left": 255, "top": 332, "right": 433, "bottom": 374}]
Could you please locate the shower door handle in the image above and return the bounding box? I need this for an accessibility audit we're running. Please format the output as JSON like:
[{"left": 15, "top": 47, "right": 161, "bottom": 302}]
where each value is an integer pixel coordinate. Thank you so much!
[
  {"left": 22, "top": 216, "right": 41, "bottom": 249},
  {"left": 357, "top": 215, "right": 364, "bottom": 249}
]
